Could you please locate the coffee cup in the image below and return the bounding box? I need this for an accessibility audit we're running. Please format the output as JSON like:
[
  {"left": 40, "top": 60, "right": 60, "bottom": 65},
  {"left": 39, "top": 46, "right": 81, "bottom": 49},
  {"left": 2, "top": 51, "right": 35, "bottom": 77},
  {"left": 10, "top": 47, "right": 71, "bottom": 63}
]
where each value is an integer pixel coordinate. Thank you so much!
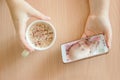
[{"left": 21, "top": 20, "right": 56, "bottom": 57}]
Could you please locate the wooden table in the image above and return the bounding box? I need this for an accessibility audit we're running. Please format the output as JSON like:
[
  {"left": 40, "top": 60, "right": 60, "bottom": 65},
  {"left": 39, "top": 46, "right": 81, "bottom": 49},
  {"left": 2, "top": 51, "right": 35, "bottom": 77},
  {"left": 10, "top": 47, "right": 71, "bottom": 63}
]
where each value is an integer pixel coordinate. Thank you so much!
[{"left": 0, "top": 0, "right": 120, "bottom": 80}]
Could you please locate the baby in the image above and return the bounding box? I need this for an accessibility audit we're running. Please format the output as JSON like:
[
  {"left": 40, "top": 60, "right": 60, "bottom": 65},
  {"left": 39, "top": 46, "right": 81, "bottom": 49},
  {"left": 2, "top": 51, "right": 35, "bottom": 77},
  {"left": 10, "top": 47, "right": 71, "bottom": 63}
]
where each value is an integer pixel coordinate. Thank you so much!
[{"left": 67, "top": 36, "right": 100, "bottom": 61}]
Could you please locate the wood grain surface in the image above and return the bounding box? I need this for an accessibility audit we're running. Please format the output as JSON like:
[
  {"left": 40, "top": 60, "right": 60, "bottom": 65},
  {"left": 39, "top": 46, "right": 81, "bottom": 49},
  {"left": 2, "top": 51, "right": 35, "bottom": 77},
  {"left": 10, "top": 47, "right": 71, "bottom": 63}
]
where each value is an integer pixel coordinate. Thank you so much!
[{"left": 0, "top": 0, "right": 120, "bottom": 80}]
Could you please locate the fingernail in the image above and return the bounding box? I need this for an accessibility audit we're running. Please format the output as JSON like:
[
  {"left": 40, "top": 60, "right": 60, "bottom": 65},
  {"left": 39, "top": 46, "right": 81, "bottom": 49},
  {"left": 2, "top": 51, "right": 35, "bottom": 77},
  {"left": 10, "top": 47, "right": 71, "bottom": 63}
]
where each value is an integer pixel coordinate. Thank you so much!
[
  {"left": 108, "top": 43, "right": 111, "bottom": 49},
  {"left": 45, "top": 16, "right": 51, "bottom": 20},
  {"left": 41, "top": 16, "right": 51, "bottom": 20}
]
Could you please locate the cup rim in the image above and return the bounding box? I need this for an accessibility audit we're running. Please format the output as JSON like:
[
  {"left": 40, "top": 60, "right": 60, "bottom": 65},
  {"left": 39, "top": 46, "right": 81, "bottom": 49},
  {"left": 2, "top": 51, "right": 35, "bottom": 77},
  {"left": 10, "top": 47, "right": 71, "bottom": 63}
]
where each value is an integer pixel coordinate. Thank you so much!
[{"left": 26, "top": 20, "right": 56, "bottom": 51}]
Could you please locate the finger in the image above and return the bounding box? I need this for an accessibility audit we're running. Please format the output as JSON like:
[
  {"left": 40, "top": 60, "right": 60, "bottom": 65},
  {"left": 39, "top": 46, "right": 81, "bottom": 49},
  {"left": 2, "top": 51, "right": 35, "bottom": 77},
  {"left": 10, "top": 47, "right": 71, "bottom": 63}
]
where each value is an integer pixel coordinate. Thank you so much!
[
  {"left": 81, "top": 29, "right": 96, "bottom": 38},
  {"left": 18, "top": 31, "right": 34, "bottom": 52},
  {"left": 81, "top": 33, "right": 88, "bottom": 38},
  {"left": 104, "top": 29, "right": 112, "bottom": 49},
  {"left": 18, "top": 19, "right": 34, "bottom": 52},
  {"left": 27, "top": 5, "right": 51, "bottom": 20},
  {"left": 32, "top": 9, "right": 51, "bottom": 20}
]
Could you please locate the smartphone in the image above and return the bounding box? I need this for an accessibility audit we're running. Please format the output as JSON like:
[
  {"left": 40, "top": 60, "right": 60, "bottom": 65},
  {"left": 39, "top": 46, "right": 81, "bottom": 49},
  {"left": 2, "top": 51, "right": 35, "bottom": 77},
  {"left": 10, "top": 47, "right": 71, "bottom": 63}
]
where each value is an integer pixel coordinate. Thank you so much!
[{"left": 61, "top": 34, "right": 109, "bottom": 63}]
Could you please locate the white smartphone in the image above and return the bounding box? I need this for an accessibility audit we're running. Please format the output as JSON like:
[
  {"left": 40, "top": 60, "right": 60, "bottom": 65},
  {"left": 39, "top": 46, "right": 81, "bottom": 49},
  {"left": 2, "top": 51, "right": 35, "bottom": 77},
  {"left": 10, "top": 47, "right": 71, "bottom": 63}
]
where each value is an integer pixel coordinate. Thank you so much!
[{"left": 61, "top": 34, "right": 109, "bottom": 63}]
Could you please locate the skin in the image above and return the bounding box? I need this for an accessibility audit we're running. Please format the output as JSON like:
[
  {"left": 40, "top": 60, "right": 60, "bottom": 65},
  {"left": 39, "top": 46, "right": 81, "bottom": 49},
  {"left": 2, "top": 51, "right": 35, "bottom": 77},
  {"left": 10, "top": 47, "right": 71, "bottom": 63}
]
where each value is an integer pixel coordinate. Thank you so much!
[
  {"left": 69, "top": 0, "right": 112, "bottom": 60},
  {"left": 6, "top": 0, "right": 50, "bottom": 52},
  {"left": 82, "top": 0, "right": 112, "bottom": 49},
  {"left": 6, "top": 0, "right": 112, "bottom": 52}
]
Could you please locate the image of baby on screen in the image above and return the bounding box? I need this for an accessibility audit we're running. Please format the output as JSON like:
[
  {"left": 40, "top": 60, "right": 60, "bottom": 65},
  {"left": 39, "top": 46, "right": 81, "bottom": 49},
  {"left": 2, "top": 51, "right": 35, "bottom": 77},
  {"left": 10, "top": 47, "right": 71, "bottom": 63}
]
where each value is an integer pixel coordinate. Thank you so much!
[{"left": 65, "top": 35, "right": 101, "bottom": 61}]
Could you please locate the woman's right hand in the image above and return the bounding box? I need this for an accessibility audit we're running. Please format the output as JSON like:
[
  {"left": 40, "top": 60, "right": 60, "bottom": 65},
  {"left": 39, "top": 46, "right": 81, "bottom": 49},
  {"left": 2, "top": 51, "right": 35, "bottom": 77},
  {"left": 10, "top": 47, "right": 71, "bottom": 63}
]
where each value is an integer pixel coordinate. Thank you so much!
[{"left": 81, "top": 15, "right": 112, "bottom": 49}]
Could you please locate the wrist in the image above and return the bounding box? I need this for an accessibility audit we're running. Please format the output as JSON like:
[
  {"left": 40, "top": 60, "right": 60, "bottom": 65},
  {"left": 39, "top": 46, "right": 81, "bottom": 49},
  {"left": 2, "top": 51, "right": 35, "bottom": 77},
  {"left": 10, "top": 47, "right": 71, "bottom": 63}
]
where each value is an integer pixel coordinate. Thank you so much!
[
  {"left": 89, "top": 12, "right": 109, "bottom": 18},
  {"left": 6, "top": 0, "right": 24, "bottom": 2},
  {"left": 6, "top": 0, "right": 25, "bottom": 9},
  {"left": 89, "top": 0, "right": 110, "bottom": 18},
  {"left": 6, "top": 0, "right": 24, "bottom": 4}
]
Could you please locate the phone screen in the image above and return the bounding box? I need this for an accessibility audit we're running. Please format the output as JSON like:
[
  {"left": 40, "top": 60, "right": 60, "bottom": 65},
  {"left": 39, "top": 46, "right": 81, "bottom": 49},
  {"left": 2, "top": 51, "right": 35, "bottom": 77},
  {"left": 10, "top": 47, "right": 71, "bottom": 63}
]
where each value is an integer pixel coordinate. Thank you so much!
[{"left": 61, "top": 34, "right": 109, "bottom": 63}]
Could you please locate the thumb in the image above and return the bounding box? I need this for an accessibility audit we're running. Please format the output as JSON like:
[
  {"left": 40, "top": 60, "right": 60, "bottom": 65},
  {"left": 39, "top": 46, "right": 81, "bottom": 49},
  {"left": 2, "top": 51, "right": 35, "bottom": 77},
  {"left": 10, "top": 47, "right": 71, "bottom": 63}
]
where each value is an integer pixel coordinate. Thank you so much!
[
  {"left": 28, "top": 6, "right": 51, "bottom": 20},
  {"left": 104, "top": 29, "right": 112, "bottom": 49},
  {"left": 81, "top": 29, "right": 96, "bottom": 38}
]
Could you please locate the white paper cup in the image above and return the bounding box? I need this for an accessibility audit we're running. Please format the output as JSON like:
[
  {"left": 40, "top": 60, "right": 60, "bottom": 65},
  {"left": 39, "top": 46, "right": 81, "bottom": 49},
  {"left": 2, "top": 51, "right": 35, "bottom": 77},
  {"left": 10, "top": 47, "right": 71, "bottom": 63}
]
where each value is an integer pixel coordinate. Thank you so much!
[{"left": 25, "top": 20, "right": 56, "bottom": 51}]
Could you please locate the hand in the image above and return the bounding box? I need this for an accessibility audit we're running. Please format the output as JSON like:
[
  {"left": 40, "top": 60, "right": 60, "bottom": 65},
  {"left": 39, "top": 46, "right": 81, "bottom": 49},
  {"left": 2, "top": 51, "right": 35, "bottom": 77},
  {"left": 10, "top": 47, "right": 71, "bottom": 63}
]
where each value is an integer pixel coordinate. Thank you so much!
[
  {"left": 6, "top": 0, "right": 50, "bottom": 52},
  {"left": 82, "top": 15, "right": 112, "bottom": 48}
]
